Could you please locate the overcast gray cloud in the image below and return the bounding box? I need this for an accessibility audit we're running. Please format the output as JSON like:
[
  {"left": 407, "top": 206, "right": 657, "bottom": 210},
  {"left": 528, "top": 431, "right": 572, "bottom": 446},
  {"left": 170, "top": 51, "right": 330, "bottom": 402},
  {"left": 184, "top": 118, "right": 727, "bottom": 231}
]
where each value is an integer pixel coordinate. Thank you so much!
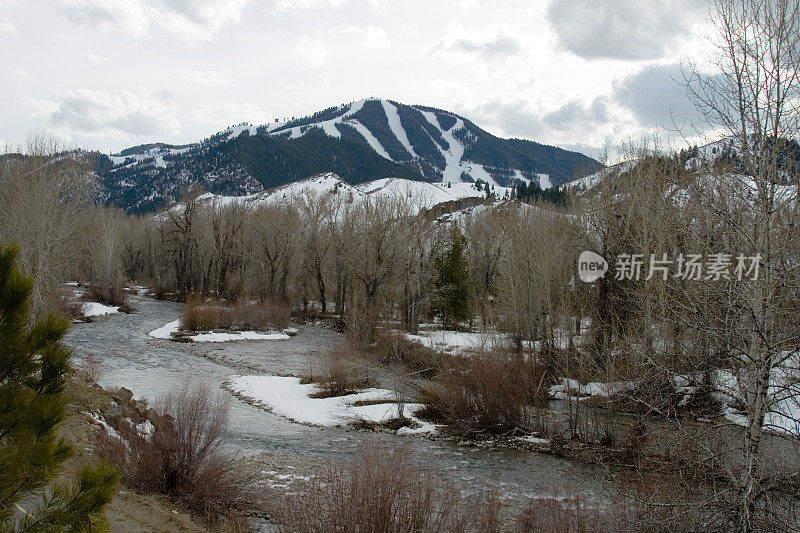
[
  {"left": 543, "top": 97, "right": 610, "bottom": 131},
  {"left": 54, "top": 0, "right": 251, "bottom": 42},
  {"left": 46, "top": 89, "right": 179, "bottom": 137},
  {"left": 470, "top": 99, "right": 545, "bottom": 138},
  {"left": 446, "top": 34, "right": 521, "bottom": 57},
  {"left": 0, "top": 0, "right": 713, "bottom": 154},
  {"left": 612, "top": 63, "right": 701, "bottom": 129},
  {"left": 470, "top": 95, "right": 611, "bottom": 142},
  {"left": 547, "top": 0, "right": 706, "bottom": 60},
  {"left": 432, "top": 23, "right": 524, "bottom": 62}
]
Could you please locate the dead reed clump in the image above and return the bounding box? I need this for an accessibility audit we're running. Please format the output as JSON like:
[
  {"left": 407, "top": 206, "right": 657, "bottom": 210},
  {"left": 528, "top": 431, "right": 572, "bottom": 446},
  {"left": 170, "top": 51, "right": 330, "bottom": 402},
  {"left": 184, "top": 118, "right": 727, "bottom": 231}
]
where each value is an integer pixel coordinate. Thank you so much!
[
  {"left": 309, "top": 340, "right": 374, "bottom": 398},
  {"left": 181, "top": 293, "right": 290, "bottom": 332},
  {"left": 513, "top": 494, "right": 610, "bottom": 533},
  {"left": 78, "top": 353, "right": 104, "bottom": 383},
  {"left": 84, "top": 279, "right": 130, "bottom": 309}
]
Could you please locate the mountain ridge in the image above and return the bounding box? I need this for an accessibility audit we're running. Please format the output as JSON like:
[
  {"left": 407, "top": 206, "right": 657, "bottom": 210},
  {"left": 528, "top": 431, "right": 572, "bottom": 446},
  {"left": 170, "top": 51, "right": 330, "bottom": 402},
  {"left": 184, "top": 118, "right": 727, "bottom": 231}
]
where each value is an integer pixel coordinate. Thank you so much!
[{"left": 94, "top": 97, "right": 602, "bottom": 213}]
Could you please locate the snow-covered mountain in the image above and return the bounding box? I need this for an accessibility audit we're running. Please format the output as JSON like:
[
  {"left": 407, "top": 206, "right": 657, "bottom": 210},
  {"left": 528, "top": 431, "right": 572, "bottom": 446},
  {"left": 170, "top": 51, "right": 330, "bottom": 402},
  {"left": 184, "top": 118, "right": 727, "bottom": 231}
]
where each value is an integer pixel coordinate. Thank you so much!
[
  {"left": 94, "top": 97, "right": 602, "bottom": 213},
  {"left": 564, "top": 138, "right": 744, "bottom": 194},
  {"left": 162, "top": 172, "right": 507, "bottom": 218}
]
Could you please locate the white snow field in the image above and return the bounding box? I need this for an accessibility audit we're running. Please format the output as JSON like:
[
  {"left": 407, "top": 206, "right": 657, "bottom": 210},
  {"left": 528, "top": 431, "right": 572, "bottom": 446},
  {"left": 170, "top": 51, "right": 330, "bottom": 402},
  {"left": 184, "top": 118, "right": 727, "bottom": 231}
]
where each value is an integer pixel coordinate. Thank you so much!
[
  {"left": 227, "top": 375, "right": 437, "bottom": 434},
  {"left": 147, "top": 319, "right": 291, "bottom": 343},
  {"left": 158, "top": 172, "right": 510, "bottom": 220},
  {"left": 404, "top": 329, "right": 510, "bottom": 355},
  {"left": 147, "top": 319, "right": 180, "bottom": 339},
  {"left": 81, "top": 302, "right": 120, "bottom": 317},
  {"left": 188, "top": 331, "right": 290, "bottom": 342}
]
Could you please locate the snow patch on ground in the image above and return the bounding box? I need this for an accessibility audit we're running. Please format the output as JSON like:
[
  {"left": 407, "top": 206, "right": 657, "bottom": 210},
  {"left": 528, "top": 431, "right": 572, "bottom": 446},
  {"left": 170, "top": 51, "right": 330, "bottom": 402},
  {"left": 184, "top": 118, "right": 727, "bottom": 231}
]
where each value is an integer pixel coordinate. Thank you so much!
[
  {"left": 548, "top": 378, "right": 637, "bottom": 401},
  {"left": 148, "top": 319, "right": 181, "bottom": 339},
  {"left": 404, "top": 329, "right": 509, "bottom": 355},
  {"left": 148, "top": 319, "right": 290, "bottom": 342},
  {"left": 513, "top": 170, "right": 529, "bottom": 185},
  {"left": 82, "top": 302, "right": 120, "bottom": 317},
  {"left": 189, "top": 331, "right": 290, "bottom": 342},
  {"left": 225, "top": 123, "right": 258, "bottom": 140},
  {"left": 515, "top": 435, "right": 551, "bottom": 446},
  {"left": 538, "top": 173, "right": 552, "bottom": 190},
  {"left": 227, "top": 375, "right": 437, "bottom": 434},
  {"left": 356, "top": 178, "right": 462, "bottom": 209},
  {"left": 711, "top": 354, "right": 800, "bottom": 436}
]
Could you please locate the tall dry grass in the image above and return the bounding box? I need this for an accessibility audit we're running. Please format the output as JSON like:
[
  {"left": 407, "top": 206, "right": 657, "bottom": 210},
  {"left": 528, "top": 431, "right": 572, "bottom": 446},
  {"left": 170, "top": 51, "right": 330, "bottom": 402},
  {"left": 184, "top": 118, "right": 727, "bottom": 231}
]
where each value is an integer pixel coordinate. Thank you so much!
[
  {"left": 274, "top": 446, "right": 487, "bottom": 532},
  {"left": 181, "top": 293, "right": 290, "bottom": 332},
  {"left": 308, "top": 340, "right": 374, "bottom": 397}
]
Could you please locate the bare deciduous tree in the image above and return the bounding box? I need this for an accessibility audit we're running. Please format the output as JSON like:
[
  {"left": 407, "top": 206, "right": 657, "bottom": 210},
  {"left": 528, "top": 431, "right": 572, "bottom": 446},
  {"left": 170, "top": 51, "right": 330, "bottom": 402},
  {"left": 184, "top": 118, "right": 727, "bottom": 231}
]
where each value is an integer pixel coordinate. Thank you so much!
[{"left": 684, "top": 1, "right": 800, "bottom": 527}]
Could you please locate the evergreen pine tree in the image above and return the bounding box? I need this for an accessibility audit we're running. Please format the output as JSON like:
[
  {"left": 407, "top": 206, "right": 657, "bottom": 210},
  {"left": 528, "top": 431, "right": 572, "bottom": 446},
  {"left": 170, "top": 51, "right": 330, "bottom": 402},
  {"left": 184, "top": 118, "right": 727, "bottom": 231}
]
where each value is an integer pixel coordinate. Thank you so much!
[
  {"left": 433, "top": 228, "right": 471, "bottom": 329},
  {"left": 0, "top": 245, "right": 117, "bottom": 531}
]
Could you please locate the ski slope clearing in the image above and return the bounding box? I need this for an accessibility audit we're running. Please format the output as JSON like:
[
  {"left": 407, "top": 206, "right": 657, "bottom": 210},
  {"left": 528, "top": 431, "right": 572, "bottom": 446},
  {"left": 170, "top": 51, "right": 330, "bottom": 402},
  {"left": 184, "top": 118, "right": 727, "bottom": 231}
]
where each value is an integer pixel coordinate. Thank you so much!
[{"left": 381, "top": 100, "right": 417, "bottom": 158}]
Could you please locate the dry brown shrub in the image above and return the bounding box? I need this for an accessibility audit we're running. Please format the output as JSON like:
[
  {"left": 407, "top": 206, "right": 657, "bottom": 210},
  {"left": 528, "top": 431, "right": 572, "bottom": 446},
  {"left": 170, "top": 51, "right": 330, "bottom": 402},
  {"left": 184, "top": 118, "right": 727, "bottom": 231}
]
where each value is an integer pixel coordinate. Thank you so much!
[
  {"left": 372, "top": 331, "right": 444, "bottom": 377},
  {"left": 274, "top": 446, "right": 473, "bottom": 532},
  {"left": 84, "top": 279, "right": 129, "bottom": 308},
  {"left": 418, "top": 353, "right": 547, "bottom": 435},
  {"left": 513, "top": 494, "right": 614, "bottom": 533},
  {"left": 95, "top": 383, "right": 257, "bottom": 523},
  {"left": 310, "top": 340, "right": 373, "bottom": 397},
  {"left": 78, "top": 353, "right": 103, "bottom": 383}
]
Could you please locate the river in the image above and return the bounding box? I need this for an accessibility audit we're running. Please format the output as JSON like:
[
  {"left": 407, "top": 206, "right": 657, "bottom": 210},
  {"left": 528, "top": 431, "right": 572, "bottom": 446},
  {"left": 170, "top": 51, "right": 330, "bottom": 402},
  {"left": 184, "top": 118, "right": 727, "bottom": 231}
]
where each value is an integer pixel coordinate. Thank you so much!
[{"left": 63, "top": 294, "right": 610, "bottom": 507}]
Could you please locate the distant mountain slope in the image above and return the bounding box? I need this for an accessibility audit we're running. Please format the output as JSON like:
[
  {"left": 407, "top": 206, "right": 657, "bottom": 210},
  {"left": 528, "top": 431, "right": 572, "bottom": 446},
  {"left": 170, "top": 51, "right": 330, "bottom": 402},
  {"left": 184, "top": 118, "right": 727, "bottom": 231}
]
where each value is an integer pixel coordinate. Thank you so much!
[
  {"left": 161, "top": 173, "right": 498, "bottom": 219},
  {"left": 97, "top": 132, "right": 423, "bottom": 214},
  {"left": 265, "top": 98, "right": 600, "bottom": 185},
  {"left": 94, "top": 97, "right": 602, "bottom": 213}
]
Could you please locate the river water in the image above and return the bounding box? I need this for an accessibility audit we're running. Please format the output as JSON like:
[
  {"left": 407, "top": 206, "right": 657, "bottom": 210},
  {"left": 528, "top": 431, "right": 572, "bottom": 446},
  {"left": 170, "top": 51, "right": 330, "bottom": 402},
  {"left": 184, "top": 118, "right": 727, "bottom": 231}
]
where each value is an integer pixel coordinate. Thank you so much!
[{"left": 63, "top": 295, "right": 610, "bottom": 506}]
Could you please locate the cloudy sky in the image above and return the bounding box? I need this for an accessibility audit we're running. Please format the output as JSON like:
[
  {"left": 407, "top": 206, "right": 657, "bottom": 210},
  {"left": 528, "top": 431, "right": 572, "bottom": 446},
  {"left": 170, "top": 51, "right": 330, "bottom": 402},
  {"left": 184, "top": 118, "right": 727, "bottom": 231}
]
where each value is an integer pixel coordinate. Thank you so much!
[{"left": 1, "top": 0, "right": 718, "bottom": 160}]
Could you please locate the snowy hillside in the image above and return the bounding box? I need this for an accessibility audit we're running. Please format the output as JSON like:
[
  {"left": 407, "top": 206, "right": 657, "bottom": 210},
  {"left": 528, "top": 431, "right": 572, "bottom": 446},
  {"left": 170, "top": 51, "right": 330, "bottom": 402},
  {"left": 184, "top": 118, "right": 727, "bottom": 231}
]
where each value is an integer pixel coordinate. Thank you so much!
[
  {"left": 160, "top": 172, "right": 509, "bottom": 217},
  {"left": 563, "top": 137, "right": 743, "bottom": 194}
]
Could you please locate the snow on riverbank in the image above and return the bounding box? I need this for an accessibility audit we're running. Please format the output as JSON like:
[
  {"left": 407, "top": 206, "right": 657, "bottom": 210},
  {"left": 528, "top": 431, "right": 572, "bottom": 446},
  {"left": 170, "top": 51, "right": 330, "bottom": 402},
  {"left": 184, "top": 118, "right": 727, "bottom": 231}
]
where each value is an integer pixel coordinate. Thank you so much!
[
  {"left": 189, "top": 331, "right": 290, "bottom": 342},
  {"left": 711, "top": 354, "right": 800, "bottom": 436},
  {"left": 148, "top": 319, "right": 180, "bottom": 339},
  {"left": 147, "top": 319, "right": 291, "bottom": 342},
  {"left": 404, "top": 329, "right": 508, "bottom": 355},
  {"left": 227, "top": 375, "right": 437, "bottom": 434},
  {"left": 547, "top": 355, "right": 800, "bottom": 437},
  {"left": 549, "top": 378, "right": 637, "bottom": 401},
  {"left": 82, "top": 302, "right": 120, "bottom": 317}
]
